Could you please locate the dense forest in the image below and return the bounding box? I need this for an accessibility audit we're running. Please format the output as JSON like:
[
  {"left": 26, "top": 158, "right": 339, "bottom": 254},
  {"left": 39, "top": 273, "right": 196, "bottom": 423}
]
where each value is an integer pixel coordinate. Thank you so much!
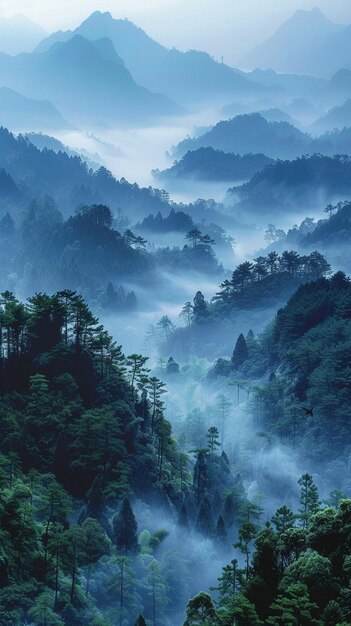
[
  {"left": 2, "top": 4, "right": 351, "bottom": 626},
  {"left": 229, "top": 154, "right": 351, "bottom": 218}
]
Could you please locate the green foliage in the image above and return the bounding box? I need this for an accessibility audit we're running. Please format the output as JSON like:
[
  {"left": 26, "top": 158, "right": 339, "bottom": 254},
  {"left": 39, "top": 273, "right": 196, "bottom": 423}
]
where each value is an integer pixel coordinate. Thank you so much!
[
  {"left": 213, "top": 250, "right": 330, "bottom": 312},
  {"left": 183, "top": 592, "right": 217, "bottom": 626},
  {"left": 266, "top": 582, "right": 319, "bottom": 626},
  {"left": 112, "top": 498, "right": 139, "bottom": 555},
  {"left": 232, "top": 333, "right": 249, "bottom": 369},
  {"left": 0, "top": 290, "right": 190, "bottom": 625},
  {"left": 298, "top": 474, "right": 320, "bottom": 529}
]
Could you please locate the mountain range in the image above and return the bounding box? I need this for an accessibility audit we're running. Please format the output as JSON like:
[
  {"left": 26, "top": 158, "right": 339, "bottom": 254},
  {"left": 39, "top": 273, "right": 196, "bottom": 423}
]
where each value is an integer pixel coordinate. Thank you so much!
[
  {"left": 35, "top": 10, "right": 279, "bottom": 107},
  {"left": 0, "top": 14, "right": 47, "bottom": 55},
  {"left": 240, "top": 8, "right": 345, "bottom": 77},
  {"left": 0, "top": 35, "right": 180, "bottom": 126}
]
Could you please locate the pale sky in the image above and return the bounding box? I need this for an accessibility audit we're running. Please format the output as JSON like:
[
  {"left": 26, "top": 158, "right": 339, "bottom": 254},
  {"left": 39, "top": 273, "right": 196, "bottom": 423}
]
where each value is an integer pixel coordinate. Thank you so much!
[{"left": 2, "top": 0, "right": 351, "bottom": 63}]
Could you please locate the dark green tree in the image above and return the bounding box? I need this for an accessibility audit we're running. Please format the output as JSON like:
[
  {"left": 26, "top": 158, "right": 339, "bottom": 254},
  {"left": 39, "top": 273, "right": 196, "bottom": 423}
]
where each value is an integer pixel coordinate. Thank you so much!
[
  {"left": 298, "top": 474, "right": 320, "bottom": 529},
  {"left": 206, "top": 426, "right": 220, "bottom": 456},
  {"left": 112, "top": 498, "right": 139, "bottom": 554},
  {"left": 231, "top": 333, "right": 249, "bottom": 369},
  {"left": 184, "top": 592, "right": 217, "bottom": 626}
]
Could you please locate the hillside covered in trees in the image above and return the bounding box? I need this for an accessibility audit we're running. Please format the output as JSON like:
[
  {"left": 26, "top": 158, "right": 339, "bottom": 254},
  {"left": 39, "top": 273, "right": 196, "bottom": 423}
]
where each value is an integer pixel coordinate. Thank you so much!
[
  {"left": 0, "top": 127, "right": 177, "bottom": 222},
  {"left": 229, "top": 154, "right": 351, "bottom": 218},
  {"left": 165, "top": 250, "right": 331, "bottom": 359},
  {"left": 181, "top": 272, "right": 351, "bottom": 625},
  {"left": 153, "top": 148, "right": 274, "bottom": 183},
  {"left": 0, "top": 290, "right": 259, "bottom": 625},
  {"left": 3, "top": 4, "right": 351, "bottom": 626}
]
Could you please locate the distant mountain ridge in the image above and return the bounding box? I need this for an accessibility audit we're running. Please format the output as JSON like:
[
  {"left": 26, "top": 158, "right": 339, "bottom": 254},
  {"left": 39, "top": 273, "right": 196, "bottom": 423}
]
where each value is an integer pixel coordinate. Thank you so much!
[
  {"left": 0, "top": 86, "right": 71, "bottom": 131},
  {"left": 35, "top": 10, "right": 280, "bottom": 107},
  {"left": 0, "top": 14, "right": 47, "bottom": 55},
  {"left": 172, "top": 113, "right": 311, "bottom": 160},
  {"left": 312, "top": 99, "right": 351, "bottom": 133},
  {"left": 240, "top": 8, "right": 346, "bottom": 77},
  {"left": 0, "top": 34, "right": 181, "bottom": 126},
  {"left": 153, "top": 147, "right": 274, "bottom": 182},
  {"left": 172, "top": 112, "right": 351, "bottom": 160}
]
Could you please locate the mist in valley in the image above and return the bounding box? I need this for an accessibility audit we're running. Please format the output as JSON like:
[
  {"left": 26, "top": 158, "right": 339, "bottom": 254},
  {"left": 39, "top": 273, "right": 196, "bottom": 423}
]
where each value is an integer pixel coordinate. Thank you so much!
[{"left": 1, "top": 3, "right": 351, "bottom": 626}]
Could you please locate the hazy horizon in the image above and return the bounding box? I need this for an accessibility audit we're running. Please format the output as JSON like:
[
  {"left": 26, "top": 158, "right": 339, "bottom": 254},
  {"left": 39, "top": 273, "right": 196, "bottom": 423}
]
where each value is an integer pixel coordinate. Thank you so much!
[{"left": 2, "top": 0, "right": 351, "bottom": 64}]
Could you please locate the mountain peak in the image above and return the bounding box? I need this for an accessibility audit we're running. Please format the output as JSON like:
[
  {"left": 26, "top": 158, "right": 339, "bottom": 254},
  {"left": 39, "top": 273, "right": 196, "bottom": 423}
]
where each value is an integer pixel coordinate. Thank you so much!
[
  {"left": 85, "top": 10, "right": 113, "bottom": 22},
  {"left": 239, "top": 6, "right": 344, "bottom": 75},
  {"left": 281, "top": 6, "right": 335, "bottom": 29}
]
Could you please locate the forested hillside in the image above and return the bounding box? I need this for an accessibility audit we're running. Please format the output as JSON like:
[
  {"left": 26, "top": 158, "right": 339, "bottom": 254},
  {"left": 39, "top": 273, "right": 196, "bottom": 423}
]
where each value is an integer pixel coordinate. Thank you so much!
[
  {"left": 2, "top": 3, "right": 351, "bottom": 626},
  {"left": 182, "top": 272, "right": 351, "bottom": 625},
  {"left": 153, "top": 149, "right": 274, "bottom": 183},
  {"left": 0, "top": 127, "right": 173, "bottom": 221},
  {"left": 0, "top": 290, "right": 255, "bottom": 625},
  {"left": 165, "top": 250, "right": 330, "bottom": 359}
]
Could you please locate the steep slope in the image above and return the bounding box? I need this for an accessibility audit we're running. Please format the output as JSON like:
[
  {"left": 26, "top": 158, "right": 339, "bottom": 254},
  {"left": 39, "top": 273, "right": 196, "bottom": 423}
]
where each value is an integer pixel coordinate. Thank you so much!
[
  {"left": 0, "top": 127, "right": 177, "bottom": 220},
  {"left": 239, "top": 8, "right": 344, "bottom": 76},
  {"left": 0, "top": 35, "right": 181, "bottom": 126},
  {"left": 36, "top": 11, "right": 278, "bottom": 106}
]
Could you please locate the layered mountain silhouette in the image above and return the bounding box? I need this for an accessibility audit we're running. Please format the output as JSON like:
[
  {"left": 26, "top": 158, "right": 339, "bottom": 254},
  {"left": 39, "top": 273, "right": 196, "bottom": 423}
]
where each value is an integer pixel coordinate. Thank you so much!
[
  {"left": 0, "top": 35, "right": 181, "bottom": 125},
  {"left": 244, "top": 68, "right": 325, "bottom": 97},
  {"left": 154, "top": 147, "right": 274, "bottom": 182},
  {"left": 228, "top": 154, "right": 351, "bottom": 217},
  {"left": 0, "top": 14, "right": 47, "bottom": 55},
  {"left": 311, "top": 70, "right": 351, "bottom": 108},
  {"left": 239, "top": 8, "right": 345, "bottom": 77},
  {"left": 36, "top": 11, "right": 278, "bottom": 106},
  {"left": 0, "top": 87, "right": 71, "bottom": 131},
  {"left": 312, "top": 100, "right": 351, "bottom": 133},
  {"left": 172, "top": 113, "right": 311, "bottom": 159}
]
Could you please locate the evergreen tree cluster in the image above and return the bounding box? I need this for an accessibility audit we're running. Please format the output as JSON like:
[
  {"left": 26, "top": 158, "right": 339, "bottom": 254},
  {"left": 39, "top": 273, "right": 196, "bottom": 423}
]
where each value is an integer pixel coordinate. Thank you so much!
[
  {"left": 213, "top": 250, "right": 330, "bottom": 310},
  {"left": 249, "top": 271, "right": 351, "bottom": 462},
  {"left": 0, "top": 289, "right": 194, "bottom": 625},
  {"left": 184, "top": 474, "right": 351, "bottom": 626}
]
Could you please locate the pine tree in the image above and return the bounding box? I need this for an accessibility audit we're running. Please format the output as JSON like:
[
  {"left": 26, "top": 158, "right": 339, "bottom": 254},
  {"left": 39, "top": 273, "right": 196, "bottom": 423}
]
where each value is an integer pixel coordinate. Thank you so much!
[
  {"left": 234, "top": 520, "right": 258, "bottom": 580},
  {"left": 166, "top": 356, "right": 180, "bottom": 375},
  {"left": 112, "top": 498, "right": 139, "bottom": 554},
  {"left": 272, "top": 505, "right": 295, "bottom": 535},
  {"left": 267, "top": 582, "right": 319, "bottom": 626},
  {"left": 212, "top": 559, "right": 240, "bottom": 606},
  {"left": 78, "top": 477, "right": 110, "bottom": 536},
  {"left": 298, "top": 474, "right": 320, "bottom": 529},
  {"left": 231, "top": 333, "right": 248, "bottom": 369},
  {"left": 206, "top": 426, "right": 220, "bottom": 456},
  {"left": 135, "top": 616, "right": 147, "bottom": 626},
  {"left": 184, "top": 592, "right": 217, "bottom": 626},
  {"left": 193, "top": 291, "right": 208, "bottom": 321}
]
